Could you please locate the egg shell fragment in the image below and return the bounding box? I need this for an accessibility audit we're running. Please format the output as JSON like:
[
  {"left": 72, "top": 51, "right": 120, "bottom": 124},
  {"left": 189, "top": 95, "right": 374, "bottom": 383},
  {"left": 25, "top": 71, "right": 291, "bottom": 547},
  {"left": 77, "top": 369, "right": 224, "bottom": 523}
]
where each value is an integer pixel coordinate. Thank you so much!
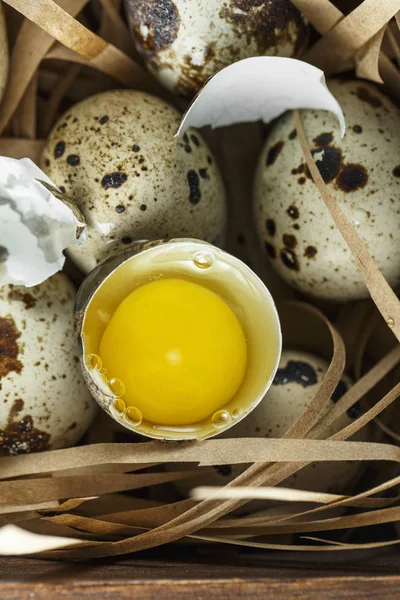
[
  {"left": 41, "top": 90, "right": 227, "bottom": 274},
  {"left": 124, "top": 0, "right": 309, "bottom": 97},
  {"left": 254, "top": 79, "right": 400, "bottom": 301},
  {"left": 169, "top": 350, "right": 368, "bottom": 499},
  {"left": 0, "top": 4, "right": 8, "bottom": 103},
  {"left": 0, "top": 273, "right": 97, "bottom": 455}
]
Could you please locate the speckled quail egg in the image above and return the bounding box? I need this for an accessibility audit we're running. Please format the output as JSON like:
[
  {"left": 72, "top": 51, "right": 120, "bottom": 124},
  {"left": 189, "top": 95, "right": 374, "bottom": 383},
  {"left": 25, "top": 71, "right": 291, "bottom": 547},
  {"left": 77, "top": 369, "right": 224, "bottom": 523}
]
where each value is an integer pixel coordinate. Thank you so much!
[
  {"left": 170, "top": 349, "right": 368, "bottom": 497},
  {"left": 0, "top": 4, "right": 9, "bottom": 103},
  {"left": 124, "top": 0, "right": 309, "bottom": 97},
  {"left": 41, "top": 90, "right": 226, "bottom": 274},
  {"left": 254, "top": 79, "right": 400, "bottom": 301},
  {"left": 0, "top": 273, "right": 97, "bottom": 455}
]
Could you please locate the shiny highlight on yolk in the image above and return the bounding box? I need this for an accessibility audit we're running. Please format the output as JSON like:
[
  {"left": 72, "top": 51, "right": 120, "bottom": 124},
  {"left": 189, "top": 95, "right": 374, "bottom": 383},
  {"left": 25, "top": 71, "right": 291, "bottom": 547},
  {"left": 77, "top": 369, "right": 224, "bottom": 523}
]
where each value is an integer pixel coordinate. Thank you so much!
[{"left": 99, "top": 278, "right": 247, "bottom": 426}]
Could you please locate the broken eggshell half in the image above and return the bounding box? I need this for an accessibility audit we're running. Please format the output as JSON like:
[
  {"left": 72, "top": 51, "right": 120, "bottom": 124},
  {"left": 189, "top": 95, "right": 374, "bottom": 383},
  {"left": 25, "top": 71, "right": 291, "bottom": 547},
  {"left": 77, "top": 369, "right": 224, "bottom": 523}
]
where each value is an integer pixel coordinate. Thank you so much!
[
  {"left": 75, "top": 239, "right": 282, "bottom": 441},
  {"left": 0, "top": 157, "right": 86, "bottom": 288}
]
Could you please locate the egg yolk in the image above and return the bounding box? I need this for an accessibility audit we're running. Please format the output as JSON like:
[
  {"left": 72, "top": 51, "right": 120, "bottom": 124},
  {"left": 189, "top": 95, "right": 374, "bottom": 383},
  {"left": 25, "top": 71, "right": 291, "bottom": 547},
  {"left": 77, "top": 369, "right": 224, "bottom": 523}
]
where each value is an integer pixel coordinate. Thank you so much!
[{"left": 99, "top": 278, "right": 247, "bottom": 426}]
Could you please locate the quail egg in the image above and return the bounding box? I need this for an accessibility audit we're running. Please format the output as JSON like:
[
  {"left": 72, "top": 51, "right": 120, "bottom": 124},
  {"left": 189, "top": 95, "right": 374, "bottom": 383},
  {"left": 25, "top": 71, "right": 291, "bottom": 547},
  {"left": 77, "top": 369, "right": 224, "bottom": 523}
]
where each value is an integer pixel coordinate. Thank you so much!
[
  {"left": 124, "top": 0, "right": 309, "bottom": 97},
  {"left": 254, "top": 79, "right": 400, "bottom": 301},
  {"left": 75, "top": 239, "right": 282, "bottom": 441},
  {"left": 41, "top": 90, "right": 227, "bottom": 274},
  {"left": 0, "top": 273, "right": 97, "bottom": 455},
  {"left": 169, "top": 349, "right": 369, "bottom": 497},
  {"left": 0, "top": 4, "right": 8, "bottom": 103}
]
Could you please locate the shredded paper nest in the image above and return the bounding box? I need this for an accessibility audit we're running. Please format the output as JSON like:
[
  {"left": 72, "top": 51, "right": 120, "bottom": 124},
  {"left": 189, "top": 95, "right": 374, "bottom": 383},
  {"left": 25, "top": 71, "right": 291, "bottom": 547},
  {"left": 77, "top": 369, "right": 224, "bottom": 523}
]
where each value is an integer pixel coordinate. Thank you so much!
[{"left": 1, "top": 0, "right": 400, "bottom": 559}]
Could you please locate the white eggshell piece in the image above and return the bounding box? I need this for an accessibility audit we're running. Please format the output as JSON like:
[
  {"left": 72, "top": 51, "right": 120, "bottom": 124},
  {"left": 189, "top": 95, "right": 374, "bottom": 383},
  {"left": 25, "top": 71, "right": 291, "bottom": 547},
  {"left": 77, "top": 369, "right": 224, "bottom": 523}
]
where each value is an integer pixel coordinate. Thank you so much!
[
  {"left": 177, "top": 58, "right": 345, "bottom": 136},
  {"left": 170, "top": 349, "right": 367, "bottom": 498},
  {"left": 254, "top": 79, "right": 400, "bottom": 301},
  {"left": 124, "top": 0, "right": 309, "bottom": 96},
  {"left": 0, "top": 5, "right": 8, "bottom": 103},
  {"left": 41, "top": 90, "right": 227, "bottom": 274},
  {"left": 0, "top": 273, "right": 97, "bottom": 455},
  {"left": 0, "top": 158, "right": 85, "bottom": 288}
]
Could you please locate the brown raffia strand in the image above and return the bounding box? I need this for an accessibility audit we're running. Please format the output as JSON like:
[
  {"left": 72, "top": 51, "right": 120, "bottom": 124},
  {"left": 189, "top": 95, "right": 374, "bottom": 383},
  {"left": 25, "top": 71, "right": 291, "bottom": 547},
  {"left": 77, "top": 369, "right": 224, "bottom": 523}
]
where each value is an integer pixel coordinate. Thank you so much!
[
  {"left": 355, "top": 27, "right": 385, "bottom": 83},
  {"left": 0, "top": 0, "right": 91, "bottom": 135},
  {"left": 335, "top": 301, "right": 376, "bottom": 370},
  {"left": 0, "top": 138, "right": 45, "bottom": 161},
  {"left": 290, "top": 0, "right": 343, "bottom": 34},
  {"left": 11, "top": 74, "right": 37, "bottom": 138},
  {"left": 39, "top": 63, "right": 81, "bottom": 138},
  {"left": 387, "top": 25, "right": 400, "bottom": 68},
  {"left": 95, "top": 499, "right": 197, "bottom": 529},
  {"left": 352, "top": 311, "right": 382, "bottom": 381},
  {"left": 2, "top": 0, "right": 154, "bottom": 90},
  {"left": 202, "top": 505, "right": 400, "bottom": 538},
  {"left": 291, "top": 0, "right": 399, "bottom": 86},
  {"left": 3, "top": 310, "right": 400, "bottom": 555},
  {"left": 97, "top": 0, "right": 135, "bottom": 57},
  {"left": 302, "top": 0, "right": 400, "bottom": 74},
  {"left": 294, "top": 110, "right": 400, "bottom": 343},
  {"left": 0, "top": 470, "right": 206, "bottom": 507},
  {"left": 310, "top": 345, "right": 400, "bottom": 438}
]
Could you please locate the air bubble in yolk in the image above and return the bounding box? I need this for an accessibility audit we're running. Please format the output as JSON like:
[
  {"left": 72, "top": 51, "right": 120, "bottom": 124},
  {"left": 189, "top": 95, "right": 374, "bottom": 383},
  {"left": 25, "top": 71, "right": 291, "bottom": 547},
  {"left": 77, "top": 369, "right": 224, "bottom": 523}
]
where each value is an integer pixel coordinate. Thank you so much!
[{"left": 99, "top": 278, "right": 247, "bottom": 426}]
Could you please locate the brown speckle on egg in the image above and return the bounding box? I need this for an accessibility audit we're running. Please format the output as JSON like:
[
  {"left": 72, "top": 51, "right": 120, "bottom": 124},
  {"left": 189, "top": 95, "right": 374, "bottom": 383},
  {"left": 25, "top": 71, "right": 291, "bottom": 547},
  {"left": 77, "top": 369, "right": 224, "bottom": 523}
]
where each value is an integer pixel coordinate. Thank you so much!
[
  {"left": 219, "top": 0, "right": 308, "bottom": 56},
  {"left": 336, "top": 163, "right": 368, "bottom": 192},
  {"left": 99, "top": 115, "right": 109, "bottom": 125},
  {"left": 273, "top": 359, "right": 317, "bottom": 387},
  {"left": 312, "top": 146, "right": 342, "bottom": 183},
  {"left": 266, "top": 141, "right": 284, "bottom": 166},
  {"left": 282, "top": 233, "right": 297, "bottom": 248},
  {"left": 54, "top": 141, "right": 65, "bottom": 158},
  {"left": 0, "top": 415, "right": 51, "bottom": 456},
  {"left": 0, "top": 317, "right": 23, "bottom": 379},
  {"left": 125, "top": 0, "right": 180, "bottom": 53},
  {"left": 8, "top": 290, "right": 37, "bottom": 310},
  {"left": 280, "top": 248, "right": 299, "bottom": 271},
  {"left": 353, "top": 125, "right": 362, "bottom": 134},
  {"left": 67, "top": 154, "right": 80, "bottom": 166},
  {"left": 265, "top": 242, "right": 276, "bottom": 259},
  {"left": 101, "top": 172, "right": 128, "bottom": 189},
  {"left": 266, "top": 219, "right": 276, "bottom": 236},
  {"left": 353, "top": 86, "right": 382, "bottom": 108},
  {"left": 393, "top": 165, "right": 400, "bottom": 177},
  {"left": 304, "top": 245, "right": 317, "bottom": 259},
  {"left": 287, "top": 205, "right": 299, "bottom": 219},
  {"left": 313, "top": 132, "right": 333, "bottom": 147},
  {"left": 187, "top": 169, "right": 201, "bottom": 204}
]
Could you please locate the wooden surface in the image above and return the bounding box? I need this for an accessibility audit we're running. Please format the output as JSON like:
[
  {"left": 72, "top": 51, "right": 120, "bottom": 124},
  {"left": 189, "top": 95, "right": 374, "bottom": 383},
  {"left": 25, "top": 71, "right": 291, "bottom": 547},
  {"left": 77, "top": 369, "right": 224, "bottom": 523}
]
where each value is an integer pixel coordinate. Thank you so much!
[{"left": 1, "top": 546, "right": 400, "bottom": 599}]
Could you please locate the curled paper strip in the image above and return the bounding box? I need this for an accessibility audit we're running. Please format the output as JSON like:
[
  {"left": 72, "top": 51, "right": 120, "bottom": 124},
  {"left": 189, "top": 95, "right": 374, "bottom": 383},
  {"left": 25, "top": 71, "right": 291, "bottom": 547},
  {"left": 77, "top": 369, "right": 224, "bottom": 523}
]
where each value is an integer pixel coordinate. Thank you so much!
[
  {"left": 0, "top": 157, "right": 86, "bottom": 287},
  {"left": 177, "top": 57, "right": 345, "bottom": 137}
]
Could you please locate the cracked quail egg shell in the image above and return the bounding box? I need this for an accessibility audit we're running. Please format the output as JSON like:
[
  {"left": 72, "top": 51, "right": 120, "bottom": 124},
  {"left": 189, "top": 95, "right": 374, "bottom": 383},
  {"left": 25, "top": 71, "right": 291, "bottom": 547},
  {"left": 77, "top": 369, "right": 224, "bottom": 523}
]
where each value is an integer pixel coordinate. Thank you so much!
[
  {"left": 124, "top": 0, "right": 309, "bottom": 97},
  {"left": 75, "top": 239, "right": 282, "bottom": 441},
  {"left": 41, "top": 90, "right": 227, "bottom": 274},
  {"left": 169, "top": 349, "right": 368, "bottom": 497},
  {"left": 0, "top": 5, "right": 8, "bottom": 103},
  {"left": 254, "top": 79, "right": 400, "bottom": 301},
  {"left": 0, "top": 273, "right": 97, "bottom": 455}
]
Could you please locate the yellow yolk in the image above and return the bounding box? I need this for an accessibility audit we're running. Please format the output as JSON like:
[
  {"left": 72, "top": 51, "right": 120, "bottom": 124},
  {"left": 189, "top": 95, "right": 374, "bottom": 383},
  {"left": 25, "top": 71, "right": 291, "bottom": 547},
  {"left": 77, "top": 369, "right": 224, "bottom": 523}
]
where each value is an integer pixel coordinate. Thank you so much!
[{"left": 99, "top": 278, "right": 247, "bottom": 425}]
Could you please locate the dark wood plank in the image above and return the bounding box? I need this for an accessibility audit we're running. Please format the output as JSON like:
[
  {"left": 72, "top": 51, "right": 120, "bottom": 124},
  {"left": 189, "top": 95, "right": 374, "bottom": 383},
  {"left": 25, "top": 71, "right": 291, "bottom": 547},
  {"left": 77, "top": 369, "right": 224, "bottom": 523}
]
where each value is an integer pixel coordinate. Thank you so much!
[{"left": 1, "top": 546, "right": 400, "bottom": 599}]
